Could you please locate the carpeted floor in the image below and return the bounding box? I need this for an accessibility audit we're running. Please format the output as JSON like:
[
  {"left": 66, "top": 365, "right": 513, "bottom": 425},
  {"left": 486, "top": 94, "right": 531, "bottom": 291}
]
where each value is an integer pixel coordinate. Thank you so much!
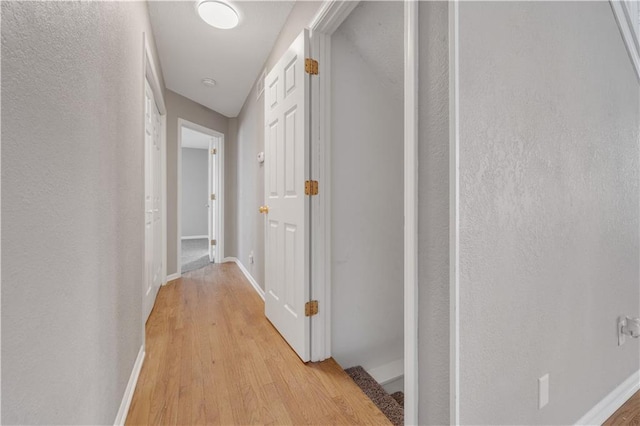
[
  {"left": 345, "top": 366, "right": 404, "bottom": 426},
  {"left": 181, "top": 238, "right": 213, "bottom": 273}
]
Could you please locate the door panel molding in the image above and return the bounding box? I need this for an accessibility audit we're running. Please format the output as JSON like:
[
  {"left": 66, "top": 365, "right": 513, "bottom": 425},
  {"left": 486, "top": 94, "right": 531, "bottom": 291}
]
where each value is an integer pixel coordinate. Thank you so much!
[{"left": 263, "top": 30, "right": 311, "bottom": 362}]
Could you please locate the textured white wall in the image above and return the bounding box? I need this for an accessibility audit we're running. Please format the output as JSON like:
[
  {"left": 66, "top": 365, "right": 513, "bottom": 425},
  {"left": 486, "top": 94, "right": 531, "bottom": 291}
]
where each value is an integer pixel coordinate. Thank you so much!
[
  {"left": 330, "top": 2, "right": 404, "bottom": 373},
  {"left": 458, "top": 2, "right": 640, "bottom": 423},
  {"left": 181, "top": 148, "right": 208, "bottom": 237},
  {"left": 1, "top": 1, "right": 163, "bottom": 423},
  {"left": 234, "top": 1, "right": 322, "bottom": 288},
  {"left": 418, "top": 2, "right": 451, "bottom": 424}
]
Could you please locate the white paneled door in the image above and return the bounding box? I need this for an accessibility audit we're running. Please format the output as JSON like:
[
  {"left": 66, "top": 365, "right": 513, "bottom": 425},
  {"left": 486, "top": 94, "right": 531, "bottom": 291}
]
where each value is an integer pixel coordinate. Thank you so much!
[
  {"left": 144, "top": 79, "right": 163, "bottom": 323},
  {"left": 263, "top": 30, "right": 311, "bottom": 362}
]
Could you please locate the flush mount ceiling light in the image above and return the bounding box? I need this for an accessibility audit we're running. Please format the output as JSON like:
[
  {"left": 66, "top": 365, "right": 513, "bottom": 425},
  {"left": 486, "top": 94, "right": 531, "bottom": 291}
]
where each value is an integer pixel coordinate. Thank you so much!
[
  {"left": 197, "top": 0, "right": 239, "bottom": 29},
  {"left": 201, "top": 78, "right": 217, "bottom": 87}
]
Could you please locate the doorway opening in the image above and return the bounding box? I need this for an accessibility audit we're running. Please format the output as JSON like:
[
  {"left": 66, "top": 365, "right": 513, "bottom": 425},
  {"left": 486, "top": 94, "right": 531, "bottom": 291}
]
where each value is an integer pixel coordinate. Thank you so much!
[
  {"left": 177, "top": 119, "right": 225, "bottom": 274},
  {"left": 328, "top": 0, "right": 405, "bottom": 411}
]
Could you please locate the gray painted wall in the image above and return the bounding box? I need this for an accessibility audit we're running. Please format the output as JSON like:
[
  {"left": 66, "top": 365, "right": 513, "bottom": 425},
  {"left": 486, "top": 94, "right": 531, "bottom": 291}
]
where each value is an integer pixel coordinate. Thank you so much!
[
  {"left": 418, "top": 2, "right": 450, "bottom": 424},
  {"left": 458, "top": 2, "right": 640, "bottom": 423},
  {"left": 226, "top": 117, "right": 239, "bottom": 258},
  {"left": 166, "top": 89, "right": 229, "bottom": 275},
  {"left": 181, "top": 147, "right": 208, "bottom": 237},
  {"left": 234, "top": 1, "right": 323, "bottom": 288},
  {"left": 330, "top": 2, "right": 404, "bottom": 373},
  {"left": 1, "top": 1, "right": 164, "bottom": 423}
]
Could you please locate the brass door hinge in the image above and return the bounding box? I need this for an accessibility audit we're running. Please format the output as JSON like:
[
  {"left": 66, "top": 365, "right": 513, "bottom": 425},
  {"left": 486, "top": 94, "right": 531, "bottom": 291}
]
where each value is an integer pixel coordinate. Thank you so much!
[
  {"left": 305, "top": 300, "right": 319, "bottom": 317},
  {"left": 210, "top": 193, "right": 216, "bottom": 201},
  {"left": 305, "top": 180, "right": 319, "bottom": 196},
  {"left": 305, "top": 58, "right": 319, "bottom": 75},
  {"left": 210, "top": 239, "right": 217, "bottom": 246},
  {"left": 211, "top": 148, "right": 217, "bottom": 155}
]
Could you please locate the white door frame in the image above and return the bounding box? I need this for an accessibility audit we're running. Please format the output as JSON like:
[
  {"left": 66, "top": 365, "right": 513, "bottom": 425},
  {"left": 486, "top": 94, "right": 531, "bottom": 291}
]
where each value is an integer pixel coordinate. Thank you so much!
[
  {"left": 143, "top": 32, "right": 167, "bottom": 332},
  {"left": 610, "top": 0, "right": 640, "bottom": 81},
  {"left": 177, "top": 118, "right": 225, "bottom": 273},
  {"left": 307, "top": 0, "right": 359, "bottom": 364},
  {"left": 404, "top": 2, "right": 419, "bottom": 424},
  {"left": 308, "top": 1, "right": 420, "bottom": 424}
]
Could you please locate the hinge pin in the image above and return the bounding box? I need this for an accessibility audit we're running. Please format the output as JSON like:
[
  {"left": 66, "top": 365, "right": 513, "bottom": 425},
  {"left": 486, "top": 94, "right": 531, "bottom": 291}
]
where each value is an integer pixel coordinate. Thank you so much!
[{"left": 305, "top": 300, "right": 319, "bottom": 317}]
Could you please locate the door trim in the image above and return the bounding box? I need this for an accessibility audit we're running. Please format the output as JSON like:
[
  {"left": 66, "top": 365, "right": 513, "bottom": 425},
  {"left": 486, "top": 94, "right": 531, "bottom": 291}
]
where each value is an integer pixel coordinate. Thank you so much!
[
  {"left": 404, "top": 1, "right": 419, "bottom": 424},
  {"left": 308, "top": 0, "right": 360, "bottom": 364},
  {"left": 176, "top": 118, "right": 225, "bottom": 273},
  {"left": 610, "top": 0, "right": 640, "bottom": 82},
  {"left": 309, "top": 1, "right": 419, "bottom": 424}
]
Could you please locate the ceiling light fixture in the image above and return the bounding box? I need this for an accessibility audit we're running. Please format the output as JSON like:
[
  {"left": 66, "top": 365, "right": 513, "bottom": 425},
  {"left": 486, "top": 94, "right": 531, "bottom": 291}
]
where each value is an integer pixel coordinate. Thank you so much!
[
  {"left": 197, "top": 0, "right": 239, "bottom": 29},
  {"left": 201, "top": 78, "right": 217, "bottom": 87}
]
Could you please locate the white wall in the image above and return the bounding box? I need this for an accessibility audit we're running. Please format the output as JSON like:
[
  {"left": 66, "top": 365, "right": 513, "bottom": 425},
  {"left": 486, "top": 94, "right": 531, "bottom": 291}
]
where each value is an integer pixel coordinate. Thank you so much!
[
  {"left": 1, "top": 1, "right": 164, "bottom": 423},
  {"left": 417, "top": 2, "right": 451, "bottom": 424},
  {"left": 181, "top": 147, "right": 208, "bottom": 237},
  {"left": 233, "top": 1, "right": 322, "bottom": 287},
  {"left": 330, "top": 2, "right": 404, "bottom": 374},
  {"left": 457, "top": 2, "right": 640, "bottom": 423}
]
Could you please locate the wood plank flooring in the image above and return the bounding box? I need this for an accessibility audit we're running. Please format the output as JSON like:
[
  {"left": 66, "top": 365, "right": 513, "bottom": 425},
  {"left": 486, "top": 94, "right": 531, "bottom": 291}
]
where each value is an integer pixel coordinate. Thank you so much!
[
  {"left": 604, "top": 390, "right": 640, "bottom": 425},
  {"left": 125, "top": 262, "right": 391, "bottom": 425}
]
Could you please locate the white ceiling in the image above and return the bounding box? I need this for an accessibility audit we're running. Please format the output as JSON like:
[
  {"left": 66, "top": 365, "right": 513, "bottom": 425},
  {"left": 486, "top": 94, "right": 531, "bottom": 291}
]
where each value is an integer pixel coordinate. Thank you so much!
[
  {"left": 182, "top": 127, "right": 211, "bottom": 149},
  {"left": 148, "top": 1, "right": 295, "bottom": 117}
]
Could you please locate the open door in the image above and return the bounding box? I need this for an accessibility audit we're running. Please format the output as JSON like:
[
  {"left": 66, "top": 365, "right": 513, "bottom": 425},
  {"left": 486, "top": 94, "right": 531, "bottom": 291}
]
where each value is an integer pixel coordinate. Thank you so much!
[
  {"left": 262, "top": 30, "right": 311, "bottom": 362},
  {"left": 144, "top": 79, "right": 163, "bottom": 322},
  {"left": 208, "top": 136, "right": 217, "bottom": 263}
]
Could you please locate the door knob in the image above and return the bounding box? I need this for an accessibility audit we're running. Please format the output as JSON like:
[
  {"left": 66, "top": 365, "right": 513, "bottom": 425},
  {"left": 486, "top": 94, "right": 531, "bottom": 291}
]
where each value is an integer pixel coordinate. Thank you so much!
[{"left": 259, "top": 205, "right": 269, "bottom": 214}]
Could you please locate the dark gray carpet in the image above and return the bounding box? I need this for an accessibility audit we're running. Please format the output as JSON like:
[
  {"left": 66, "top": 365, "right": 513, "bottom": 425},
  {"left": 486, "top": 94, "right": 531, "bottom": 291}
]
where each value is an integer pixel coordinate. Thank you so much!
[
  {"left": 345, "top": 366, "right": 404, "bottom": 426},
  {"left": 391, "top": 391, "right": 404, "bottom": 408},
  {"left": 181, "top": 238, "right": 213, "bottom": 273}
]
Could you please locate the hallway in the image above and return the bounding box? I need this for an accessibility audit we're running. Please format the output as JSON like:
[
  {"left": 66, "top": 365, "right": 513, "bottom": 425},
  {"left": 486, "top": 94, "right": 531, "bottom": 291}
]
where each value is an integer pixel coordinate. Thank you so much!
[{"left": 125, "top": 263, "right": 390, "bottom": 425}]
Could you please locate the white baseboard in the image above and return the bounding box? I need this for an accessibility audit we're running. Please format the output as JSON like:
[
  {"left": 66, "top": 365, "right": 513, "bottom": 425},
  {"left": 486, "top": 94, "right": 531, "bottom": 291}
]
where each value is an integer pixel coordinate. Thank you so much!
[
  {"left": 181, "top": 235, "right": 208, "bottom": 240},
  {"left": 367, "top": 358, "right": 404, "bottom": 385},
  {"left": 575, "top": 370, "right": 640, "bottom": 425},
  {"left": 114, "top": 345, "right": 145, "bottom": 426},
  {"left": 223, "top": 257, "right": 265, "bottom": 300},
  {"left": 165, "top": 273, "right": 181, "bottom": 284}
]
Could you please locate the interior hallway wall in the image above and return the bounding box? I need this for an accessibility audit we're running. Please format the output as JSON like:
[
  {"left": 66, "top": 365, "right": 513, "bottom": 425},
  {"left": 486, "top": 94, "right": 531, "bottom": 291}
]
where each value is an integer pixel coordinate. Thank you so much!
[
  {"left": 1, "top": 1, "right": 164, "bottom": 423},
  {"left": 330, "top": 1, "right": 404, "bottom": 374},
  {"left": 417, "top": 2, "right": 451, "bottom": 424},
  {"left": 181, "top": 147, "right": 209, "bottom": 237},
  {"left": 165, "top": 89, "right": 228, "bottom": 275},
  {"left": 457, "top": 2, "right": 639, "bottom": 423},
  {"left": 233, "top": 1, "right": 322, "bottom": 288},
  {"left": 225, "top": 117, "right": 239, "bottom": 258}
]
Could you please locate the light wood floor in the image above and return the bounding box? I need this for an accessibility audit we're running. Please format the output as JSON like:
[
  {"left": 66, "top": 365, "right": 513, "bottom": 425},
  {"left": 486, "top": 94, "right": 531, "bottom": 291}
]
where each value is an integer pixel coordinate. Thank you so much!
[
  {"left": 604, "top": 390, "right": 640, "bottom": 425},
  {"left": 126, "top": 262, "right": 391, "bottom": 425}
]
